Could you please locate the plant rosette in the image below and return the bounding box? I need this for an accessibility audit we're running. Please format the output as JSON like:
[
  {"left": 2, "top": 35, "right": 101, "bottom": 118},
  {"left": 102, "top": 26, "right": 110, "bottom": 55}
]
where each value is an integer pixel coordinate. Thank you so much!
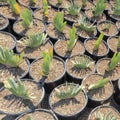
[
  {"left": 34, "top": 7, "right": 58, "bottom": 23},
  {"left": 15, "top": 109, "right": 58, "bottom": 120},
  {"left": 88, "top": 105, "right": 120, "bottom": 120},
  {"left": 66, "top": 54, "right": 95, "bottom": 84},
  {"left": 29, "top": 56, "right": 66, "bottom": 93},
  {"left": 0, "top": 79, "right": 45, "bottom": 115},
  {"left": 97, "top": 20, "right": 119, "bottom": 40},
  {"left": 54, "top": 39, "right": 85, "bottom": 60},
  {"left": 96, "top": 57, "right": 120, "bottom": 82},
  {"left": 82, "top": 73, "right": 113, "bottom": 107},
  {"left": 46, "top": 23, "right": 71, "bottom": 43},
  {"left": 0, "top": 15, "right": 9, "bottom": 31},
  {"left": 16, "top": 37, "right": 53, "bottom": 61},
  {"left": 13, "top": 18, "right": 45, "bottom": 37},
  {"left": 0, "top": 31, "right": 16, "bottom": 50},
  {"left": 49, "top": 83, "right": 88, "bottom": 120},
  {"left": 84, "top": 37, "right": 109, "bottom": 61}
]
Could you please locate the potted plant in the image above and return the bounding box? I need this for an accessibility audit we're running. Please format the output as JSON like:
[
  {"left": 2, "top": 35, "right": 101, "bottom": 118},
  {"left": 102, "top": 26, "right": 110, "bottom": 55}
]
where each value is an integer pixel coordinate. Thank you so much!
[
  {"left": 49, "top": 83, "right": 88, "bottom": 120},
  {"left": 29, "top": 48, "right": 66, "bottom": 93},
  {"left": 82, "top": 73, "right": 113, "bottom": 107},
  {"left": 13, "top": 9, "right": 45, "bottom": 38},
  {"left": 15, "top": 109, "right": 58, "bottom": 120},
  {"left": 84, "top": 32, "right": 109, "bottom": 61},
  {"left": 16, "top": 32, "right": 53, "bottom": 62},
  {"left": 0, "top": 78, "right": 45, "bottom": 115},
  {"left": 66, "top": 54, "right": 95, "bottom": 84},
  {"left": 88, "top": 105, "right": 120, "bottom": 120}
]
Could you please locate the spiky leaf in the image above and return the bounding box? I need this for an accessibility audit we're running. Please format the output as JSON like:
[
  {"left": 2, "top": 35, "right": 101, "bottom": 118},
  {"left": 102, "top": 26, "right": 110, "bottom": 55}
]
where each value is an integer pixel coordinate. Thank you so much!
[{"left": 43, "top": 0, "right": 48, "bottom": 17}]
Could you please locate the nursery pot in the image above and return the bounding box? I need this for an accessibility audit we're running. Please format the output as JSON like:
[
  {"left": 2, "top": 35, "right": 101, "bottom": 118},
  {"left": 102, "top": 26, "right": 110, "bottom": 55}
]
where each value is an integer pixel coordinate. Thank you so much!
[{"left": 49, "top": 83, "right": 88, "bottom": 120}]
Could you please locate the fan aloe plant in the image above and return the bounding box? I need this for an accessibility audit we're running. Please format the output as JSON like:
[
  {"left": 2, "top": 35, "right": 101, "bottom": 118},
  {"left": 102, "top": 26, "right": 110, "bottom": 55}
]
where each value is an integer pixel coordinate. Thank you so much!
[
  {"left": 43, "top": 0, "right": 48, "bottom": 18},
  {"left": 95, "top": 111, "right": 117, "bottom": 120},
  {"left": 20, "top": 32, "right": 47, "bottom": 48},
  {"left": 107, "top": 52, "right": 120, "bottom": 71},
  {"left": 54, "top": 12, "right": 66, "bottom": 32},
  {"left": 67, "top": 27, "right": 77, "bottom": 52},
  {"left": 9, "top": 0, "right": 20, "bottom": 15},
  {"left": 117, "top": 36, "right": 120, "bottom": 49},
  {"left": 93, "top": 0, "right": 106, "bottom": 17},
  {"left": 113, "top": 0, "right": 120, "bottom": 16},
  {"left": 57, "top": 0, "right": 62, "bottom": 4},
  {"left": 93, "top": 32, "right": 104, "bottom": 51},
  {"left": 41, "top": 48, "right": 53, "bottom": 77},
  {"left": 3, "top": 78, "right": 35, "bottom": 100},
  {"left": 0, "top": 46, "right": 24, "bottom": 67},
  {"left": 30, "top": 0, "right": 37, "bottom": 4},
  {"left": 55, "top": 83, "right": 84, "bottom": 99},
  {"left": 72, "top": 55, "right": 94, "bottom": 69},
  {"left": 78, "top": 17, "right": 96, "bottom": 34},
  {"left": 88, "top": 78, "right": 109, "bottom": 90},
  {"left": 21, "top": 9, "right": 33, "bottom": 29}
]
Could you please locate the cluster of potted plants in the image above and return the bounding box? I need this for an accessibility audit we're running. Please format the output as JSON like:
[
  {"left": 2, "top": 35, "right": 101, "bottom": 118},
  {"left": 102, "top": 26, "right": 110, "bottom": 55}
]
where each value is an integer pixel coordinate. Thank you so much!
[{"left": 0, "top": 0, "right": 120, "bottom": 119}]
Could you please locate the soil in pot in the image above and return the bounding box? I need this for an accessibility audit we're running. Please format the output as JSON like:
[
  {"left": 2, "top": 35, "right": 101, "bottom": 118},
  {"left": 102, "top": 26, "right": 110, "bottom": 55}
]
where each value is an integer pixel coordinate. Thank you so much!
[
  {"left": 0, "top": 31, "right": 16, "bottom": 50},
  {"left": 0, "top": 79, "right": 44, "bottom": 115},
  {"left": 13, "top": 18, "right": 45, "bottom": 37},
  {"left": 88, "top": 105, "right": 120, "bottom": 120},
  {"left": 96, "top": 58, "right": 120, "bottom": 81},
  {"left": 49, "top": 83, "right": 87, "bottom": 118},
  {"left": 82, "top": 74, "right": 113, "bottom": 103},
  {"left": 16, "top": 38, "right": 53, "bottom": 60},
  {"left": 0, "top": 58, "right": 29, "bottom": 83},
  {"left": 54, "top": 39, "right": 85, "bottom": 59},
  {"left": 16, "top": 109, "right": 58, "bottom": 120},
  {"left": 34, "top": 7, "right": 58, "bottom": 23}
]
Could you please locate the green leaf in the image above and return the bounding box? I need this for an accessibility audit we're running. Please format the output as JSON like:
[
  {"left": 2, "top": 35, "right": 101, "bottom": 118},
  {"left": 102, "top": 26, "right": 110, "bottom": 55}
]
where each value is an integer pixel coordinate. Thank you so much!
[
  {"left": 43, "top": 0, "right": 48, "bottom": 17},
  {"left": 117, "top": 36, "right": 120, "bottom": 49},
  {"left": 57, "top": 0, "right": 62, "bottom": 4},
  {"left": 93, "top": 32, "right": 104, "bottom": 51},
  {"left": 26, "top": 116, "right": 32, "bottom": 120},
  {"left": 21, "top": 9, "right": 33, "bottom": 29},
  {"left": 54, "top": 12, "right": 66, "bottom": 32},
  {"left": 30, "top": 0, "right": 37, "bottom": 4},
  {"left": 113, "top": 0, "right": 120, "bottom": 15}
]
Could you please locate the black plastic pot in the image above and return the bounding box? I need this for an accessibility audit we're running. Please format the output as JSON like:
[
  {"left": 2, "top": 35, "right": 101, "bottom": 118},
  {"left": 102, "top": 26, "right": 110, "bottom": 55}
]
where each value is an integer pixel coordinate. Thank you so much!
[
  {"left": 84, "top": 37, "right": 109, "bottom": 61},
  {"left": 29, "top": 56, "right": 66, "bottom": 94},
  {"left": 49, "top": 83, "right": 88, "bottom": 120}
]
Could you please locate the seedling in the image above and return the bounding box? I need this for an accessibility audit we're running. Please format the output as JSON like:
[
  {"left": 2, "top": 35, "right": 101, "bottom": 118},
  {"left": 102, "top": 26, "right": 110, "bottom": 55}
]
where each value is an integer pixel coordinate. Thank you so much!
[
  {"left": 117, "top": 36, "right": 120, "bottom": 49},
  {"left": 82, "top": 0, "right": 88, "bottom": 6},
  {"left": 30, "top": 0, "right": 37, "bottom": 4},
  {"left": 113, "top": 0, "right": 120, "bottom": 16},
  {"left": 41, "top": 48, "right": 53, "bottom": 77},
  {"left": 3, "top": 78, "right": 35, "bottom": 100},
  {"left": 57, "top": 0, "right": 62, "bottom": 4},
  {"left": 93, "top": 32, "right": 104, "bottom": 51},
  {"left": 72, "top": 55, "right": 94, "bottom": 69},
  {"left": 54, "top": 12, "right": 66, "bottom": 32},
  {"left": 21, "top": 9, "right": 33, "bottom": 29},
  {"left": 9, "top": 0, "right": 20, "bottom": 15},
  {"left": 88, "top": 78, "right": 109, "bottom": 90},
  {"left": 93, "top": 0, "right": 106, "bottom": 17},
  {"left": 78, "top": 17, "right": 96, "bottom": 34},
  {"left": 67, "top": 27, "right": 77, "bottom": 52},
  {"left": 103, "top": 22, "right": 111, "bottom": 32},
  {"left": 20, "top": 32, "right": 47, "bottom": 48},
  {"left": 26, "top": 116, "right": 32, "bottom": 120},
  {"left": 107, "top": 52, "right": 120, "bottom": 71},
  {"left": 67, "top": 2, "right": 81, "bottom": 16},
  {"left": 55, "top": 83, "right": 84, "bottom": 99},
  {"left": 95, "top": 111, "right": 117, "bottom": 120},
  {"left": 0, "top": 46, "right": 24, "bottom": 67},
  {"left": 43, "top": 0, "right": 48, "bottom": 18}
]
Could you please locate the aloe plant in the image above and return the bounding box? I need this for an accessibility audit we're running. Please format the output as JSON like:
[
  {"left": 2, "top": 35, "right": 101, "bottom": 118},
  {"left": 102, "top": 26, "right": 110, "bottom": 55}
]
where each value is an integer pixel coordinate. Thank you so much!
[
  {"left": 72, "top": 55, "right": 94, "bottom": 69},
  {"left": 117, "top": 36, "right": 120, "bottom": 49},
  {"left": 55, "top": 83, "right": 84, "bottom": 99},
  {"left": 107, "top": 52, "right": 120, "bottom": 71},
  {"left": 9, "top": 0, "right": 20, "bottom": 15},
  {"left": 78, "top": 17, "right": 96, "bottom": 33},
  {"left": 57, "top": 0, "right": 62, "bottom": 4},
  {"left": 113, "top": 0, "right": 120, "bottom": 16},
  {"left": 43, "top": 0, "right": 48, "bottom": 18},
  {"left": 88, "top": 78, "right": 109, "bottom": 90},
  {"left": 95, "top": 111, "right": 117, "bottom": 120},
  {"left": 54, "top": 12, "right": 66, "bottom": 32},
  {"left": 67, "top": 27, "right": 77, "bottom": 52},
  {"left": 21, "top": 9, "right": 33, "bottom": 29},
  {"left": 93, "top": 32, "right": 104, "bottom": 51},
  {"left": 21, "top": 32, "right": 47, "bottom": 48},
  {"left": 30, "top": 0, "right": 37, "bottom": 4},
  {"left": 3, "top": 78, "right": 35, "bottom": 100},
  {"left": 93, "top": 0, "right": 106, "bottom": 17},
  {"left": 0, "top": 46, "right": 24, "bottom": 67},
  {"left": 41, "top": 48, "right": 53, "bottom": 77}
]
